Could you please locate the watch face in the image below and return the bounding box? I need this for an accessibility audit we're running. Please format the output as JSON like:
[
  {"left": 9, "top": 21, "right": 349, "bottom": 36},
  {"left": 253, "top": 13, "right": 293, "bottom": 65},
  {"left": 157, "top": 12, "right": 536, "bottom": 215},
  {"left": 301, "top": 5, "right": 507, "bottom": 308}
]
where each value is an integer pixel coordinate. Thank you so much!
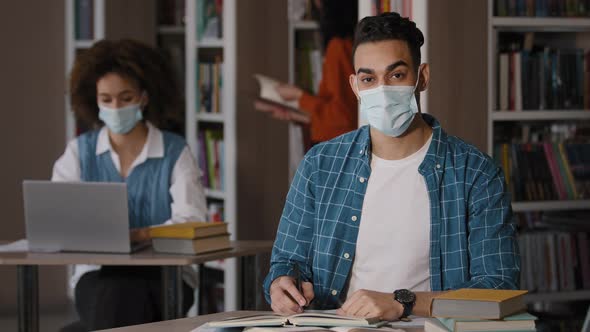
[{"left": 395, "top": 289, "right": 416, "bottom": 303}]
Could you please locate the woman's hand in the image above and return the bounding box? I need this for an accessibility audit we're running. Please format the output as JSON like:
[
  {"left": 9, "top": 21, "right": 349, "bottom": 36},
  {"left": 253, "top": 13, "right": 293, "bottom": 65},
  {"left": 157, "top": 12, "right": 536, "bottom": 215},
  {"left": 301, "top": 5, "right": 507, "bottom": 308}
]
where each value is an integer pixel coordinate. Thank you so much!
[
  {"left": 130, "top": 227, "right": 151, "bottom": 243},
  {"left": 254, "top": 100, "right": 310, "bottom": 124},
  {"left": 276, "top": 84, "right": 303, "bottom": 101}
]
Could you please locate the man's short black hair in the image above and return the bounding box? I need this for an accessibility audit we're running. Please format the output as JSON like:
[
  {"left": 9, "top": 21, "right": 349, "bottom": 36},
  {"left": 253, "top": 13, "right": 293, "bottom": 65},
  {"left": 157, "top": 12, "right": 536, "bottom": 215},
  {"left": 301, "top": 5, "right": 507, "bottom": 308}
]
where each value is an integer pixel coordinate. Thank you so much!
[{"left": 353, "top": 12, "right": 425, "bottom": 70}]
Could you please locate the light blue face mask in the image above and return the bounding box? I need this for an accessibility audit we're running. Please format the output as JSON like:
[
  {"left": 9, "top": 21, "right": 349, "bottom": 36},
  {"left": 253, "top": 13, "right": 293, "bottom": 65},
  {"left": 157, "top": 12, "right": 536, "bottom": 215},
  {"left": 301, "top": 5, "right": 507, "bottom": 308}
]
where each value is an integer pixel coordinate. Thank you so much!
[
  {"left": 358, "top": 66, "right": 422, "bottom": 137},
  {"left": 98, "top": 103, "right": 143, "bottom": 135}
]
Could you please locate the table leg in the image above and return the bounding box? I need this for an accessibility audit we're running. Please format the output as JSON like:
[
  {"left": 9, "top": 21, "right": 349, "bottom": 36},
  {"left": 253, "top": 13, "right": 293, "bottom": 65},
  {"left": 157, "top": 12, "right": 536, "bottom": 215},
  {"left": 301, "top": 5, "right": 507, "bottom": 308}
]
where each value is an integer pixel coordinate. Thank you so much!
[
  {"left": 198, "top": 263, "right": 205, "bottom": 315},
  {"left": 17, "top": 265, "right": 39, "bottom": 332},
  {"left": 240, "top": 255, "right": 257, "bottom": 310},
  {"left": 161, "top": 266, "right": 183, "bottom": 320}
]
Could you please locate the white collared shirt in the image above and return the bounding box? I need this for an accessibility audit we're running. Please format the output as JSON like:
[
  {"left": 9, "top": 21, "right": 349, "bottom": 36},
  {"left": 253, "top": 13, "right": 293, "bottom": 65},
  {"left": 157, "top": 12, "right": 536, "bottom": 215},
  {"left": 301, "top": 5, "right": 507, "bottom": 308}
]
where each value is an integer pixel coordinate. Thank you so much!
[{"left": 52, "top": 122, "right": 206, "bottom": 288}]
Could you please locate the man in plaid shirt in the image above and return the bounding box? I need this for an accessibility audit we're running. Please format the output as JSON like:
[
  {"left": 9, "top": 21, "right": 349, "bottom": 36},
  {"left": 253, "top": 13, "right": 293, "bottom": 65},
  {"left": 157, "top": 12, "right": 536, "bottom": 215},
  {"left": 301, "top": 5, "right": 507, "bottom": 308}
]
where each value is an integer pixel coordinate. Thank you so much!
[{"left": 264, "top": 12, "right": 519, "bottom": 320}]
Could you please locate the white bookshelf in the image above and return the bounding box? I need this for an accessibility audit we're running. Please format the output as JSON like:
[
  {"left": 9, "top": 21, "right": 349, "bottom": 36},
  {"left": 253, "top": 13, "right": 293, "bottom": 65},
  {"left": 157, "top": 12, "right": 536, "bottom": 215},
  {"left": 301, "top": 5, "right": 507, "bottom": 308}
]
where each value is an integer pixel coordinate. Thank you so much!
[
  {"left": 525, "top": 290, "right": 590, "bottom": 304},
  {"left": 65, "top": 0, "right": 105, "bottom": 143},
  {"left": 185, "top": 0, "right": 238, "bottom": 311},
  {"left": 492, "top": 110, "right": 590, "bottom": 121},
  {"left": 487, "top": 0, "right": 590, "bottom": 308},
  {"left": 158, "top": 25, "right": 185, "bottom": 35},
  {"left": 512, "top": 200, "right": 590, "bottom": 213}
]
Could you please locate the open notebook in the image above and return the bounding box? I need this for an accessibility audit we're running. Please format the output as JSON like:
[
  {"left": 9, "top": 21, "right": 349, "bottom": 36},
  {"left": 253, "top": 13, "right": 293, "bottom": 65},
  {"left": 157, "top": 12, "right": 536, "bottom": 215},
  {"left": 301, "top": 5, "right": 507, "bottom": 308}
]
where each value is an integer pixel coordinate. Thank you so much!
[{"left": 206, "top": 312, "right": 387, "bottom": 329}]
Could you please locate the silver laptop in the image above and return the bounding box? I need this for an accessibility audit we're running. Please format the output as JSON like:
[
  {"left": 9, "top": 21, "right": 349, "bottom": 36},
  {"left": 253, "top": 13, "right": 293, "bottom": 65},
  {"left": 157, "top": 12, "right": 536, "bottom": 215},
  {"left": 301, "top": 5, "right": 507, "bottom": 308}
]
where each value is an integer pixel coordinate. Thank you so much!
[{"left": 23, "top": 180, "right": 139, "bottom": 253}]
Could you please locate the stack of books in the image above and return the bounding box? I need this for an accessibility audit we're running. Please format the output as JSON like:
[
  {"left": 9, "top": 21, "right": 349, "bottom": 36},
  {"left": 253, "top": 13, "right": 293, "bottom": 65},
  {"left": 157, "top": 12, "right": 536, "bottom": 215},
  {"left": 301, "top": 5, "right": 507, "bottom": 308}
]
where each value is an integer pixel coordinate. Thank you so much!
[
  {"left": 149, "top": 222, "right": 230, "bottom": 255},
  {"left": 425, "top": 289, "right": 537, "bottom": 331}
]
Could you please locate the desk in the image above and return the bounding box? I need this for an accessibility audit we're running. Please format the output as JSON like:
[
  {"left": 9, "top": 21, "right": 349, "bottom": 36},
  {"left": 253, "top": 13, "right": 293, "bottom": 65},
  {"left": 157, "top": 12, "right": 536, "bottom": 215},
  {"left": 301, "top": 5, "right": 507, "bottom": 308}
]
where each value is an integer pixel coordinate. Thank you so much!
[
  {"left": 0, "top": 240, "right": 272, "bottom": 332},
  {"left": 99, "top": 311, "right": 426, "bottom": 332}
]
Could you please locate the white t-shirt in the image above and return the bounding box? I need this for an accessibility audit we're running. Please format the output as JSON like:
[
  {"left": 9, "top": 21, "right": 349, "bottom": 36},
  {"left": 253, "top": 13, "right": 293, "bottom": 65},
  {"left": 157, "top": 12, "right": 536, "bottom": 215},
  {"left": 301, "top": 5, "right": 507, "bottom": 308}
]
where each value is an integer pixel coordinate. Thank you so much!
[{"left": 347, "top": 135, "right": 432, "bottom": 298}]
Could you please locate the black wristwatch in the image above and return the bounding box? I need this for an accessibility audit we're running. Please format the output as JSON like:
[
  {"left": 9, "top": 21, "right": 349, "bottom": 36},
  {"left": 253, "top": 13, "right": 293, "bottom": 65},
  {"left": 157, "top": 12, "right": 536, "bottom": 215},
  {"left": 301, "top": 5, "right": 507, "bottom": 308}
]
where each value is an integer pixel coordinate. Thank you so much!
[{"left": 393, "top": 289, "right": 416, "bottom": 318}]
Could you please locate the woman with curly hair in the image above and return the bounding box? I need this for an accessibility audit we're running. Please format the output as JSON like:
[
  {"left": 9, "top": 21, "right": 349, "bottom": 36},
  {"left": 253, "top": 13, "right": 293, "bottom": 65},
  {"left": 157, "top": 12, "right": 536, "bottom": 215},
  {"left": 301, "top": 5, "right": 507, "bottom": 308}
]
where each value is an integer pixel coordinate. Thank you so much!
[{"left": 52, "top": 39, "right": 205, "bottom": 331}]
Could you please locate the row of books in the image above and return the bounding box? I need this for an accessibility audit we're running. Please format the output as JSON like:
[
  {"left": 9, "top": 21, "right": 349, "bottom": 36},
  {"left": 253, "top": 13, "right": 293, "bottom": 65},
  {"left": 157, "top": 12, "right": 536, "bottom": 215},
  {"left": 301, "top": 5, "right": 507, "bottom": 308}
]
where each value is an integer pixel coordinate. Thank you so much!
[
  {"left": 197, "top": 129, "right": 225, "bottom": 191},
  {"left": 494, "top": 142, "right": 590, "bottom": 201},
  {"left": 497, "top": 47, "right": 588, "bottom": 111},
  {"left": 157, "top": 0, "right": 185, "bottom": 26},
  {"left": 198, "top": 59, "right": 223, "bottom": 113},
  {"left": 288, "top": 0, "right": 319, "bottom": 21},
  {"left": 519, "top": 231, "right": 590, "bottom": 292},
  {"left": 75, "top": 0, "right": 94, "bottom": 40},
  {"left": 197, "top": 0, "right": 223, "bottom": 41},
  {"left": 148, "top": 221, "right": 230, "bottom": 255},
  {"left": 296, "top": 47, "right": 322, "bottom": 94},
  {"left": 371, "top": 0, "right": 412, "bottom": 17},
  {"left": 495, "top": 0, "right": 590, "bottom": 17}
]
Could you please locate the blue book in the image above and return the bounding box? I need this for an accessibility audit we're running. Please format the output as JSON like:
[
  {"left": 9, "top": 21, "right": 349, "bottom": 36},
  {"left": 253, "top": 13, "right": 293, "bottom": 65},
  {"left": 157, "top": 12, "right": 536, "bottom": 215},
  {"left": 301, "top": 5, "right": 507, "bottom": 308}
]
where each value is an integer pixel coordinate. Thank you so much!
[{"left": 435, "top": 312, "right": 537, "bottom": 332}]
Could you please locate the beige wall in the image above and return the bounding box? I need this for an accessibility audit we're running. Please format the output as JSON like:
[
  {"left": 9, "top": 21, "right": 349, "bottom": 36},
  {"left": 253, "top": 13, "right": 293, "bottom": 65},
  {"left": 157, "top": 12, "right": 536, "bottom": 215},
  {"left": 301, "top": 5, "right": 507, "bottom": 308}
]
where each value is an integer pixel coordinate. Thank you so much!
[
  {"left": 0, "top": 1, "right": 69, "bottom": 312},
  {"left": 428, "top": 0, "right": 488, "bottom": 152}
]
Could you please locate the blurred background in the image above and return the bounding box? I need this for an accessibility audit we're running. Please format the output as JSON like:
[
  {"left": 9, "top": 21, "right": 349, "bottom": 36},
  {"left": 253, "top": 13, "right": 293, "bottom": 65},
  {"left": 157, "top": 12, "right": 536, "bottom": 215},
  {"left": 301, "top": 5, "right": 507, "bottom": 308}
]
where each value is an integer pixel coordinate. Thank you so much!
[{"left": 0, "top": 0, "right": 589, "bottom": 331}]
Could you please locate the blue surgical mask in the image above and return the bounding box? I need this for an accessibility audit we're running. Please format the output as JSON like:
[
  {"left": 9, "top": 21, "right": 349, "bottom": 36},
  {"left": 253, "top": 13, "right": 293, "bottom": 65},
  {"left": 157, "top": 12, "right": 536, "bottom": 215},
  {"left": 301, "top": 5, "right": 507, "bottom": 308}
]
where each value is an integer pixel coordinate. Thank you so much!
[
  {"left": 98, "top": 103, "right": 143, "bottom": 135},
  {"left": 357, "top": 66, "right": 422, "bottom": 137}
]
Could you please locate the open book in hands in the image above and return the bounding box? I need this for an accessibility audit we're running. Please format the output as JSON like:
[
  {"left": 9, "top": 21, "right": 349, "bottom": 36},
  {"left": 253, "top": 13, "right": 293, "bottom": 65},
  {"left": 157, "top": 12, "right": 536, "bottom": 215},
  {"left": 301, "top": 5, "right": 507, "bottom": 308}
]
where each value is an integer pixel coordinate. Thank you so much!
[
  {"left": 253, "top": 74, "right": 305, "bottom": 114},
  {"left": 206, "top": 312, "right": 388, "bottom": 329}
]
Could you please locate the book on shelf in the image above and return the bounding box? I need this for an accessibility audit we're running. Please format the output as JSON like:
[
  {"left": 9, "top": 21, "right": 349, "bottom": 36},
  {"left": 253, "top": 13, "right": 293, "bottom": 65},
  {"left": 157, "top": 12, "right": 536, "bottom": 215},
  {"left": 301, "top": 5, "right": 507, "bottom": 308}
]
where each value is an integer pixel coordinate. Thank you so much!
[
  {"left": 197, "top": 0, "right": 223, "bottom": 40},
  {"left": 152, "top": 233, "right": 230, "bottom": 255},
  {"left": 495, "top": 0, "right": 590, "bottom": 17},
  {"left": 288, "top": 0, "right": 320, "bottom": 21},
  {"left": 197, "top": 129, "right": 224, "bottom": 191},
  {"left": 518, "top": 230, "right": 590, "bottom": 292},
  {"left": 75, "top": 0, "right": 94, "bottom": 40},
  {"left": 371, "top": 0, "right": 412, "bottom": 17},
  {"left": 206, "top": 312, "right": 386, "bottom": 329},
  {"left": 497, "top": 35, "right": 587, "bottom": 112},
  {"left": 494, "top": 141, "right": 590, "bottom": 201},
  {"left": 207, "top": 202, "right": 224, "bottom": 222},
  {"left": 425, "top": 312, "right": 537, "bottom": 332},
  {"left": 431, "top": 289, "right": 528, "bottom": 319},
  {"left": 198, "top": 57, "right": 223, "bottom": 113},
  {"left": 149, "top": 221, "right": 228, "bottom": 239}
]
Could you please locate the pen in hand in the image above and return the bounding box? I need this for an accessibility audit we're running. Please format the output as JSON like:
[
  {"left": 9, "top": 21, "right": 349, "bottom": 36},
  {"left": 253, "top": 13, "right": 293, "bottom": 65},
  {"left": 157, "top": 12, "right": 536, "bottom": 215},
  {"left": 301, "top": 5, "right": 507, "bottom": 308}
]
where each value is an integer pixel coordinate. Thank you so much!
[{"left": 294, "top": 263, "right": 305, "bottom": 309}]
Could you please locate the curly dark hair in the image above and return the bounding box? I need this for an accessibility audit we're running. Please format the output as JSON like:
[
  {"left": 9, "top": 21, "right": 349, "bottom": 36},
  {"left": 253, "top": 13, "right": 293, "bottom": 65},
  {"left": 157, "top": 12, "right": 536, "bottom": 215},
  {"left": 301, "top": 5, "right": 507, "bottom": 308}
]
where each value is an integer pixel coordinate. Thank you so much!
[
  {"left": 353, "top": 12, "right": 425, "bottom": 71},
  {"left": 69, "top": 39, "right": 183, "bottom": 134}
]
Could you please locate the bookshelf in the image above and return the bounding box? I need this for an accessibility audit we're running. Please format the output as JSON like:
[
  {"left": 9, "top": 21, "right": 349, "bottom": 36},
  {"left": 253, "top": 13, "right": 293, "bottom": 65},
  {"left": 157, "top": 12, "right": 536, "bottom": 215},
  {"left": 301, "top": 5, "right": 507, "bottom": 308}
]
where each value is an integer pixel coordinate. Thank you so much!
[
  {"left": 65, "top": 0, "right": 105, "bottom": 143},
  {"left": 487, "top": 0, "right": 590, "bottom": 318},
  {"left": 185, "top": 0, "right": 238, "bottom": 311}
]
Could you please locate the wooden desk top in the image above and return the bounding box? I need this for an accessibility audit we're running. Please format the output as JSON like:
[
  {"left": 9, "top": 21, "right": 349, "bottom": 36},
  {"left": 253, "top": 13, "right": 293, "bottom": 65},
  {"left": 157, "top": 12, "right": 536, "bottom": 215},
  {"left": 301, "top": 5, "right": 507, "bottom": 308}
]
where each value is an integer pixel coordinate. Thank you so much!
[
  {"left": 0, "top": 240, "right": 272, "bottom": 266},
  {"left": 99, "top": 311, "right": 425, "bottom": 332}
]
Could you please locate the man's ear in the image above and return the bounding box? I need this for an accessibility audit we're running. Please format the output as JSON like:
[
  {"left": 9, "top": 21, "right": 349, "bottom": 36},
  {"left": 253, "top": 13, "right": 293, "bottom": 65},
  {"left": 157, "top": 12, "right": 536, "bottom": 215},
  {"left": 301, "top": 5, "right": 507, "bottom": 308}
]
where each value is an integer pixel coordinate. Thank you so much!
[
  {"left": 418, "top": 63, "right": 430, "bottom": 92},
  {"left": 349, "top": 74, "right": 360, "bottom": 101}
]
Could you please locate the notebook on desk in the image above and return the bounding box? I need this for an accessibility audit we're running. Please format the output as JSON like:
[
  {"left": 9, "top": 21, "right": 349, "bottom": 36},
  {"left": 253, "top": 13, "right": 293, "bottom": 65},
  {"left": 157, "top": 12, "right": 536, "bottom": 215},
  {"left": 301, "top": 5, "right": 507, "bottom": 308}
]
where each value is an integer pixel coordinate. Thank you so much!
[{"left": 22, "top": 180, "right": 148, "bottom": 254}]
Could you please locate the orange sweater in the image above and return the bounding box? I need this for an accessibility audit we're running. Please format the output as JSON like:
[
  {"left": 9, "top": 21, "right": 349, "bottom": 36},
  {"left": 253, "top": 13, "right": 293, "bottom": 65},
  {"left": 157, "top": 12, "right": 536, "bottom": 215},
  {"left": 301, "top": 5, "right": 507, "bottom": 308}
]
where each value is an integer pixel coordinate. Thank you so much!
[{"left": 298, "top": 37, "right": 358, "bottom": 143}]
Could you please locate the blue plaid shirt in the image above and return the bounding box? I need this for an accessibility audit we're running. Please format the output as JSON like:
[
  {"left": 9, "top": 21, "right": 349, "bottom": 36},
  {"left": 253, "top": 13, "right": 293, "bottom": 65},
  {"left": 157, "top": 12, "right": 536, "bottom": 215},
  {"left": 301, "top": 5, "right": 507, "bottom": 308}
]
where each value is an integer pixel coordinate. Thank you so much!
[{"left": 263, "top": 114, "right": 520, "bottom": 308}]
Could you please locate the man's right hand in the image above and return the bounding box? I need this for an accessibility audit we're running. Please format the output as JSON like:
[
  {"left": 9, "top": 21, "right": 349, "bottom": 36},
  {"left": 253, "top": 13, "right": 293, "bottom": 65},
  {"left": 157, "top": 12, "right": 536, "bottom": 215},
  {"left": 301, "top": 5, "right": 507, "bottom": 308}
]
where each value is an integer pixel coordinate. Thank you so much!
[{"left": 269, "top": 276, "right": 314, "bottom": 315}]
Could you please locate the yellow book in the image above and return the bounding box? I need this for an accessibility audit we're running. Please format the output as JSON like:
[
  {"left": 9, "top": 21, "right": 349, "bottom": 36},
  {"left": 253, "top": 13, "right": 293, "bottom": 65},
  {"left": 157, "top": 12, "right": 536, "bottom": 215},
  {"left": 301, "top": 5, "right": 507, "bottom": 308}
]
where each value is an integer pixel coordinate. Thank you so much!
[
  {"left": 558, "top": 143, "right": 578, "bottom": 199},
  {"left": 432, "top": 289, "right": 528, "bottom": 319},
  {"left": 149, "top": 222, "right": 228, "bottom": 239}
]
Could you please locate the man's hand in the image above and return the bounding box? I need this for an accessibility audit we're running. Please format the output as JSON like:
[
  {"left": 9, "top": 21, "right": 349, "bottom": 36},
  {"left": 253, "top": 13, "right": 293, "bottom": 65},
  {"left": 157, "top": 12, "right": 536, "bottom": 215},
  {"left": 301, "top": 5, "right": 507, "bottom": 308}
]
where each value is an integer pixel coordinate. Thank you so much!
[
  {"left": 270, "top": 276, "right": 314, "bottom": 315},
  {"left": 337, "top": 289, "right": 404, "bottom": 321},
  {"left": 254, "top": 100, "right": 310, "bottom": 124},
  {"left": 276, "top": 83, "right": 303, "bottom": 101}
]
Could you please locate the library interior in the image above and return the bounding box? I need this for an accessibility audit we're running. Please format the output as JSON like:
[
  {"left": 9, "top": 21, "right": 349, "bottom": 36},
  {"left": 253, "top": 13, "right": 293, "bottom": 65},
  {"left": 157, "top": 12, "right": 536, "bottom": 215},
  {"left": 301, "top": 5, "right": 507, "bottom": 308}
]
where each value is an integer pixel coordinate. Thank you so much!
[{"left": 0, "top": 1, "right": 589, "bottom": 332}]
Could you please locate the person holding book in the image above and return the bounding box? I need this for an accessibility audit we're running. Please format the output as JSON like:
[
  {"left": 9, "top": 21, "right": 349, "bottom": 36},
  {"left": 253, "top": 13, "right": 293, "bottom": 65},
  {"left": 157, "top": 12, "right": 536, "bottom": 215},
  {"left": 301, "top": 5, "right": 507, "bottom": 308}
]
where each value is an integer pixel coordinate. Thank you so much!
[
  {"left": 53, "top": 39, "right": 206, "bottom": 331},
  {"left": 255, "top": 0, "right": 358, "bottom": 145},
  {"left": 264, "top": 13, "right": 520, "bottom": 321}
]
